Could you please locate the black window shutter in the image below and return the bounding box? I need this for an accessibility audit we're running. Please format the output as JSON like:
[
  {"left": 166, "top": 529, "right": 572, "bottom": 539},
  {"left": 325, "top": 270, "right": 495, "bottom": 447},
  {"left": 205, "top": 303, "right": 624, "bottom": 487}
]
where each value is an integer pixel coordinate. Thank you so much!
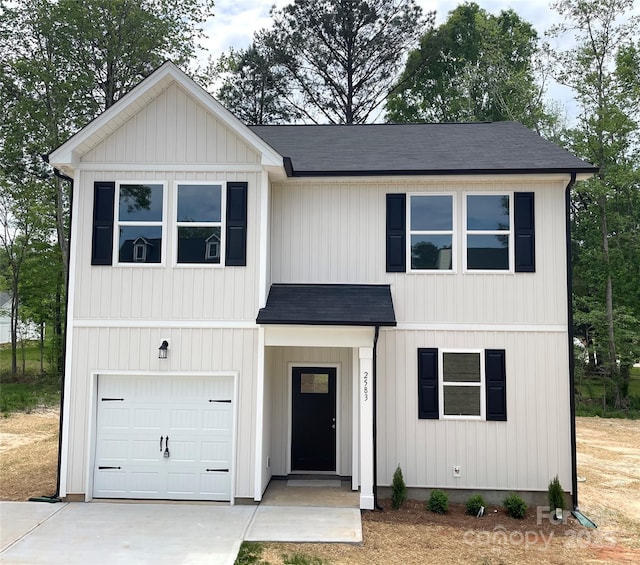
[
  {"left": 386, "top": 193, "right": 406, "bottom": 272},
  {"left": 91, "top": 181, "right": 115, "bottom": 265},
  {"left": 225, "top": 182, "right": 248, "bottom": 266},
  {"left": 485, "top": 349, "right": 507, "bottom": 421},
  {"left": 514, "top": 192, "right": 535, "bottom": 272},
  {"left": 418, "top": 348, "right": 439, "bottom": 419}
]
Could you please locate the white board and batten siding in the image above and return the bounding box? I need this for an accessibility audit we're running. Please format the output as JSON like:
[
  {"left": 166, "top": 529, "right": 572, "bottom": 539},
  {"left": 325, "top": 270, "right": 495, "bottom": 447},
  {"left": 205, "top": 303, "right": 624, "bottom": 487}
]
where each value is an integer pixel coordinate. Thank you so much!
[
  {"left": 70, "top": 168, "right": 263, "bottom": 323},
  {"left": 80, "top": 82, "right": 261, "bottom": 166},
  {"left": 66, "top": 326, "right": 258, "bottom": 501},
  {"left": 269, "top": 176, "right": 569, "bottom": 325},
  {"left": 95, "top": 374, "right": 234, "bottom": 500},
  {"left": 269, "top": 175, "right": 573, "bottom": 494},
  {"left": 376, "top": 329, "right": 572, "bottom": 493},
  {"left": 61, "top": 82, "right": 268, "bottom": 501}
]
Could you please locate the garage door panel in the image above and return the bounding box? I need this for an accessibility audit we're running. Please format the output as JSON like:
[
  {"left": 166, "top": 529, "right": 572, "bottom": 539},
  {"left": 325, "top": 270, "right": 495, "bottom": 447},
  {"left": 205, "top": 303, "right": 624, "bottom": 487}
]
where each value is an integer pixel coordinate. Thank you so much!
[
  {"left": 99, "top": 407, "right": 129, "bottom": 429},
  {"left": 201, "top": 440, "right": 231, "bottom": 462},
  {"left": 168, "top": 408, "right": 200, "bottom": 430},
  {"left": 129, "top": 472, "right": 162, "bottom": 495},
  {"left": 131, "top": 439, "right": 162, "bottom": 461},
  {"left": 95, "top": 375, "right": 234, "bottom": 501},
  {"left": 133, "top": 408, "right": 163, "bottom": 429},
  {"left": 202, "top": 407, "right": 232, "bottom": 431},
  {"left": 200, "top": 472, "right": 230, "bottom": 499}
]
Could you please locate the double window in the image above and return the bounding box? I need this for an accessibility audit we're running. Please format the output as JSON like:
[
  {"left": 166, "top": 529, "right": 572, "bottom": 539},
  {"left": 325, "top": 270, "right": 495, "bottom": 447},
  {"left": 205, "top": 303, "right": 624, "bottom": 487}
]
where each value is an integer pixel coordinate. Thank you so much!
[
  {"left": 388, "top": 192, "right": 533, "bottom": 274},
  {"left": 91, "top": 180, "right": 248, "bottom": 267}
]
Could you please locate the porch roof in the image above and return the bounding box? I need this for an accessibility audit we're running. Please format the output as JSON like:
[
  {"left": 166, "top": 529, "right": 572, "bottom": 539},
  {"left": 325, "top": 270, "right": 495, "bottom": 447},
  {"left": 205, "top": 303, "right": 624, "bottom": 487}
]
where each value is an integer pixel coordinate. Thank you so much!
[{"left": 256, "top": 284, "right": 396, "bottom": 327}]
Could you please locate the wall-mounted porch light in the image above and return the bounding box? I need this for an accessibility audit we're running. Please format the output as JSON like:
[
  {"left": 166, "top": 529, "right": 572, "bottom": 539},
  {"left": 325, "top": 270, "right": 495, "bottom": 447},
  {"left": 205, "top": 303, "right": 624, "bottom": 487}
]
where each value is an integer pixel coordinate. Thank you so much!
[{"left": 158, "top": 340, "right": 169, "bottom": 359}]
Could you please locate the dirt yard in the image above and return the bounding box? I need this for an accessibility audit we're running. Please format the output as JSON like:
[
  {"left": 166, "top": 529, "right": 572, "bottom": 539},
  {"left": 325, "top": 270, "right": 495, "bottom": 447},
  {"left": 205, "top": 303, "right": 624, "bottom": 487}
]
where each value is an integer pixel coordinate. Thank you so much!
[{"left": 1, "top": 413, "right": 639, "bottom": 564}]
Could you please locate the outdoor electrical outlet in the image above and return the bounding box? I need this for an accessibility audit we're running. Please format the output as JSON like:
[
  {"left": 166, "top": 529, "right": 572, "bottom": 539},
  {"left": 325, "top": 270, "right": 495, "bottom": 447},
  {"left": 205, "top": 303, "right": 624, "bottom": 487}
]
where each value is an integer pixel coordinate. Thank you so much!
[{"left": 453, "top": 466, "right": 461, "bottom": 477}]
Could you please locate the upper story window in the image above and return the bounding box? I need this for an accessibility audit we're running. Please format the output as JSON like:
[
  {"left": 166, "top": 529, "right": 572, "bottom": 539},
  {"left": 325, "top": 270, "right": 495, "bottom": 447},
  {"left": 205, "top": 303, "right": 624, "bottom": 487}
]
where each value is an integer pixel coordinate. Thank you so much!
[
  {"left": 176, "top": 183, "right": 223, "bottom": 264},
  {"left": 465, "top": 194, "right": 512, "bottom": 271},
  {"left": 117, "top": 183, "right": 164, "bottom": 264},
  {"left": 409, "top": 194, "right": 454, "bottom": 271}
]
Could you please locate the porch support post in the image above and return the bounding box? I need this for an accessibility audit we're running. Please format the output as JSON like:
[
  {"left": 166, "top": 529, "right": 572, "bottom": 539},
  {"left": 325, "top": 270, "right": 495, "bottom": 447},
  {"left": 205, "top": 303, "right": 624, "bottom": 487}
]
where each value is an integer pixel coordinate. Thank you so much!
[
  {"left": 359, "top": 346, "right": 374, "bottom": 510},
  {"left": 351, "top": 349, "right": 360, "bottom": 491}
]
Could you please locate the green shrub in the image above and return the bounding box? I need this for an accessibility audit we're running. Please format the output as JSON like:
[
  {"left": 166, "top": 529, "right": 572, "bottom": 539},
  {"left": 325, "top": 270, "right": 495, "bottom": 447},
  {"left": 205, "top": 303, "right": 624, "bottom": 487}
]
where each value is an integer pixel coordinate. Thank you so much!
[
  {"left": 503, "top": 493, "right": 527, "bottom": 519},
  {"left": 391, "top": 465, "right": 408, "bottom": 509},
  {"left": 548, "top": 475, "right": 565, "bottom": 510},
  {"left": 427, "top": 489, "right": 449, "bottom": 514},
  {"left": 465, "top": 494, "right": 486, "bottom": 516}
]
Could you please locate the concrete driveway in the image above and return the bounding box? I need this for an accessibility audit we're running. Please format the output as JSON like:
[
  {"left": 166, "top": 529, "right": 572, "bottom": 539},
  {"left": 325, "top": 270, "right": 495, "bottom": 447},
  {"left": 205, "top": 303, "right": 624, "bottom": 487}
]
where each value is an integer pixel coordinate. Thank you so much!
[
  {"left": 0, "top": 500, "right": 362, "bottom": 564},
  {"left": 0, "top": 502, "right": 255, "bottom": 565}
]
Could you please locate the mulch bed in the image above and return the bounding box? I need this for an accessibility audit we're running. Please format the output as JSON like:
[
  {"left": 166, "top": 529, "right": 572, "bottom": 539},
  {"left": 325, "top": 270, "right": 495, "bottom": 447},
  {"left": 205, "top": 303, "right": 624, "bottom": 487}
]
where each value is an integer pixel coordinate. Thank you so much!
[{"left": 365, "top": 499, "right": 580, "bottom": 536}]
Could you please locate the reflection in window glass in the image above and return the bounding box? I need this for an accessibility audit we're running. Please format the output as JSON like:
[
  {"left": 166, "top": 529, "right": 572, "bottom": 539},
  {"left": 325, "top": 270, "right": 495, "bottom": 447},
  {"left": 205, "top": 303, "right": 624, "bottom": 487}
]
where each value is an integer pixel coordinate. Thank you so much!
[
  {"left": 411, "top": 195, "right": 452, "bottom": 231},
  {"left": 118, "top": 226, "right": 162, "bottom": 263},
  {"left": 411, "top": 235, "right": 453, "bottom": 270},
  {"left": 119, "top": 184, "right": 163, "bottom": 222},
  {"left": 177, "top": 184, "right": 222, "bottom": 222},
  {"left": 467, "top": 235, "right": 509, "bottom": 270},
  {"left": 177, "top": 226, "right": 221, "bottom": 264},
  {"left": 176, "top": 184, "right": 223, "bottom": 264},
  {"left": 466, "top": 195, "right": 509, "bottom": 230},
  {"left": 409, "top": 195, "right": 454, "bottom": 271},
  {"left": 117, "top": 183, "right": 164, "bottom": 264},
  {"left": 466, "top": 194, "right": 511, "bottom": 270}
]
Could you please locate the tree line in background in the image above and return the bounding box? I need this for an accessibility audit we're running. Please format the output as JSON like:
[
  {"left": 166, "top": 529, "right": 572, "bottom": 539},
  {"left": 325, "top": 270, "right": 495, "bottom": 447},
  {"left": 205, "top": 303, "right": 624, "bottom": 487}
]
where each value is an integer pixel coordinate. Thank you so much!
[{"left": 1, "top": 0, "right": 638, "bottom": 411}]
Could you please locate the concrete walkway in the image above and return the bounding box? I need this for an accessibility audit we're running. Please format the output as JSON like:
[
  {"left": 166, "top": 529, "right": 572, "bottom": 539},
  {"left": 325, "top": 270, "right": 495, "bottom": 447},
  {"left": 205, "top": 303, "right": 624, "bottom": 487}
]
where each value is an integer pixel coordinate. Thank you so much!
[{"left": 0, "top": 499, "right": 362, "bottom": 564}]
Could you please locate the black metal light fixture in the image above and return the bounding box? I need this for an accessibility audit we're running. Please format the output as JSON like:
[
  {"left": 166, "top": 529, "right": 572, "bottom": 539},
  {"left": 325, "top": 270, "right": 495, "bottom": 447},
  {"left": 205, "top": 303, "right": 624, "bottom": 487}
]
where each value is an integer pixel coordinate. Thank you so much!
[{"left": 158, "top": 340, "right": 169, "bottom": 359}]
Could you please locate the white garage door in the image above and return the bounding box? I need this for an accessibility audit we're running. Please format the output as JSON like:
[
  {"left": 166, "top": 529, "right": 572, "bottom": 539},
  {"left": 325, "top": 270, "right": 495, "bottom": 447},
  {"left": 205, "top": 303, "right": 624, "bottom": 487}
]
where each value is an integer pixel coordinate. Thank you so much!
[{"left": 94, "top": 375, "right": 234, "bottom": 501}]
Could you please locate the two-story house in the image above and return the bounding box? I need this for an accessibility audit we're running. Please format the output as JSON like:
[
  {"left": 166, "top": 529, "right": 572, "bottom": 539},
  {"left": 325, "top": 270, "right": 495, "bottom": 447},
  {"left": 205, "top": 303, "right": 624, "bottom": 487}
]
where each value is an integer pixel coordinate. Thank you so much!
[{"left": 48, "top": 62, "right": 596, "bottom": 510}]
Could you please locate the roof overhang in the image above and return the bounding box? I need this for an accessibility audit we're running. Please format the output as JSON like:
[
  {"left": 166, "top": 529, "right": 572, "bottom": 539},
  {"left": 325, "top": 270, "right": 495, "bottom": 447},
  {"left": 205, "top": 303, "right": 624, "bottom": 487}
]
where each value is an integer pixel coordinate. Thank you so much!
[{"left": 256, "top": 284, "right": 396, "bottom": 327}]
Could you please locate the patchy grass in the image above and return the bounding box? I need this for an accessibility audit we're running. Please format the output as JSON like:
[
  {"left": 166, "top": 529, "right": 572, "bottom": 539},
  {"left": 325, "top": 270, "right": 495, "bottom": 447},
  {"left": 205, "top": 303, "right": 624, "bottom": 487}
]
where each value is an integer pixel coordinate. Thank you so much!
[
  {"left": 234, "top": 543, "right": 328, "bottom": 565},
  {"left": 575, "top": 367, "right": 640, "bottom": 419},
  {"left": 0, "top": 341, "right": 60, "bottom": 381},
  {"left": 0, "top": 382, "right": 60, "bottom": 416}
]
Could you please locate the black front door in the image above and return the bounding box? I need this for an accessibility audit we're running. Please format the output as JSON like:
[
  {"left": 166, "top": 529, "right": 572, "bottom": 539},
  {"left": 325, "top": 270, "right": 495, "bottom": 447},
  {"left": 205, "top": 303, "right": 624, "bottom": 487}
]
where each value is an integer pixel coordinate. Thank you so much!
[{"left": 291, "top": 367, "right": 337, "bottom": 472}]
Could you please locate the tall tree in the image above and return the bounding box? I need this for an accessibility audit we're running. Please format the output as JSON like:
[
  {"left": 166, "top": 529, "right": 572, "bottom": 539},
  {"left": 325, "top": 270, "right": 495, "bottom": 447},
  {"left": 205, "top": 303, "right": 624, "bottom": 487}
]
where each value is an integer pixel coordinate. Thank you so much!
[
  {"left": 549, "top": 0, "right": 640, "bottom": 407},
  {"left": 209, "top": 39, "right": 299, "bottom": 125},
  {"left": 0, "top": 0, "right": 214, "bottom": 376},
  {"left": 386, "top": 2, "right": 551, "bottom": 130},
  {"left": 260, "top": 0, "right": 428, "bottom": 124}
]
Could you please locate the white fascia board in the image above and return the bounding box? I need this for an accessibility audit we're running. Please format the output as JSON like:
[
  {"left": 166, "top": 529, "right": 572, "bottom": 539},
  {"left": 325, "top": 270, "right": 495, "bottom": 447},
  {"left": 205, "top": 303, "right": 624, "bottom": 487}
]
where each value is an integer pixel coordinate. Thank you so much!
[
  {"left": 49, "top": 61, "right": 285, "bottom": 173},
  {"left": 263, "top": 325, "right": 375, "bottom": 348}
]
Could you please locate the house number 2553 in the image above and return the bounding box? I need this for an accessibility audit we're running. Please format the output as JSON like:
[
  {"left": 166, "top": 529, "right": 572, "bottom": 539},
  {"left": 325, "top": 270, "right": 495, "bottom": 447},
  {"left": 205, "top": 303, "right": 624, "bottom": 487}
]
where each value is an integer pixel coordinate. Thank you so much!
[{"left": 363, "top": 371, "right": 369, "bottom": 401}]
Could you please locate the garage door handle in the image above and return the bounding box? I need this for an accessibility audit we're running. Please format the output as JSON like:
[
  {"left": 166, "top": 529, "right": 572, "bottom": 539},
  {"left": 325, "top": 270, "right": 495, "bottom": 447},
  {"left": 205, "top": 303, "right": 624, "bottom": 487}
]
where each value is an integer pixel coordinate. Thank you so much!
[
  {"left": 98, "top": 466, "right": 122, "bottom": 470},
  {"left": 209, "top": 399, "right": 231, "bottom": 403},
  {"left": 206, "top": 468, "right": 229, "bottom": 472}
]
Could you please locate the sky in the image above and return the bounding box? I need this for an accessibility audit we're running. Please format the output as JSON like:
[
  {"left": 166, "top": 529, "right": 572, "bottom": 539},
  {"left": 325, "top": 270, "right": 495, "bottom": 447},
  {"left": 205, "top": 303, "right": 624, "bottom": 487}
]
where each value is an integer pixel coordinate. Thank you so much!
[{"left": 195, "top": 0, "right": 635, "bottom": 122}]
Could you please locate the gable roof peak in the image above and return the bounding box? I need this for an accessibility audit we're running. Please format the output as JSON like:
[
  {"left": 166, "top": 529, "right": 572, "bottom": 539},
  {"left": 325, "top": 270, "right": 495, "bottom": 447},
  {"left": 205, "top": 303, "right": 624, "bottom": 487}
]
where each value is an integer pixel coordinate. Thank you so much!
[{"left": 48, "top": 61, "right": 283, "bottom": 175}]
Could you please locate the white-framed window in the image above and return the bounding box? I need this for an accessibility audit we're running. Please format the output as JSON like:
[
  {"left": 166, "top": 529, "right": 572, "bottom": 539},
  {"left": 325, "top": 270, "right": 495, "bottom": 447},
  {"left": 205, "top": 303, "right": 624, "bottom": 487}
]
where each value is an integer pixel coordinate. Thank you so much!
[
  {"left": 439, "top": 350, "right": 485, "bottom": 419},
  {"left": 116, "top": 182, "right": 165, "bottom": 264},
  {"left": 464, "top": 193, "right": 513, "bottom": 271},
  {"left": 408, "top": 194, "right": 455, "bottom": 271},
  {"left": 175, "top": 182, "right": 224, "bottom": 265}
]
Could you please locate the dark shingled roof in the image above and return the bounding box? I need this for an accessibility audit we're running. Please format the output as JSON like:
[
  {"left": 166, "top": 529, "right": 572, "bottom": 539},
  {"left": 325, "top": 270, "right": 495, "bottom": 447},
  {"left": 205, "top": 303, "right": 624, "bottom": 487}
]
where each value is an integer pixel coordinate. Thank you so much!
[
  {"left": 249, "top": 122, "right": 597, "bottom": 177},
  {"left": 256, "top": 284, "right": 396, "bottom": 326}
]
